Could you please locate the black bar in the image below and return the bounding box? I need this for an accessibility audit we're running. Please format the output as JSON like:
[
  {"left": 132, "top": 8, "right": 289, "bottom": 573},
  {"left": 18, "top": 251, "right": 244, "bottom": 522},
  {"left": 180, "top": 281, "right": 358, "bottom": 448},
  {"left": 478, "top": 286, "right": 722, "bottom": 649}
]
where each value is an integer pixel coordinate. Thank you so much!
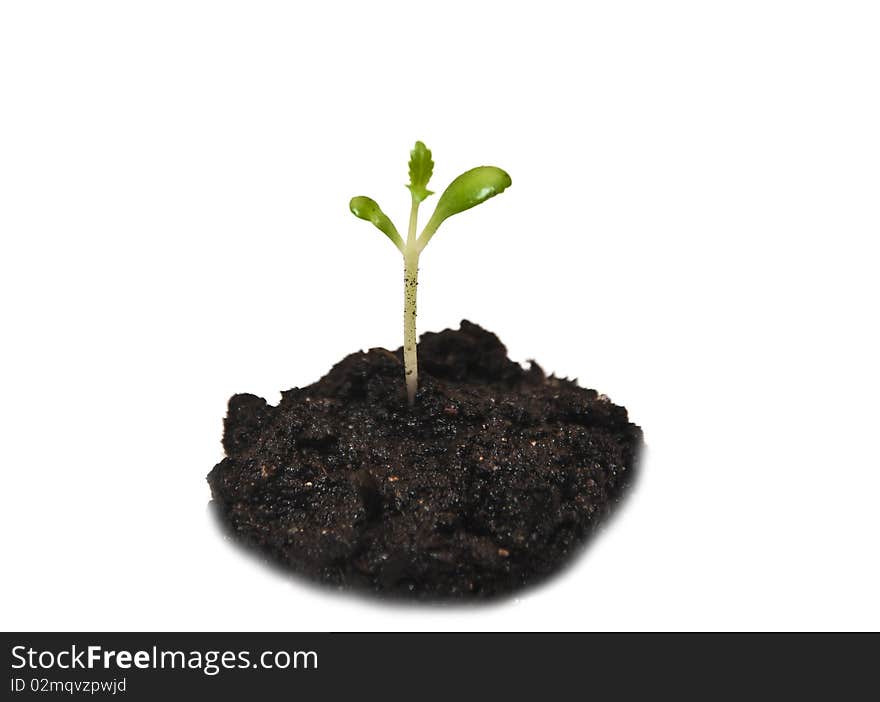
[{"left": 2, "top": 633, "right": 877, "bottom": 699}]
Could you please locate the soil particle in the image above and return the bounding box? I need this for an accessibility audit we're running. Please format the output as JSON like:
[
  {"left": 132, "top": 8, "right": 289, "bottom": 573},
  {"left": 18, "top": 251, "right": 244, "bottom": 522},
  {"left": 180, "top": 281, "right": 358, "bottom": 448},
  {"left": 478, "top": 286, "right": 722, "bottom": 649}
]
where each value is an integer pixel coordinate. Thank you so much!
[{"left": 207, "top": 321, "right": 643, "bottom": 599}]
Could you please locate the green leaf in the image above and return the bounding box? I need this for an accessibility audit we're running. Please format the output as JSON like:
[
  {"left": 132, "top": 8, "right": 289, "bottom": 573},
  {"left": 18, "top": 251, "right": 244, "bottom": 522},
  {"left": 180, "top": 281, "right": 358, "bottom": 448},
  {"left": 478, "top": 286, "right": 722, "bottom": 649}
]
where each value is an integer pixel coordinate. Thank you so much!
[
  {"left": 406, "top": 140, "right": 434, "bottom": 203},
  {"left": 419, "top": 166, "right": 511, "bottom": 248},
  {"left": 349, "top": 196, "right": 404, "bottom": 251}
]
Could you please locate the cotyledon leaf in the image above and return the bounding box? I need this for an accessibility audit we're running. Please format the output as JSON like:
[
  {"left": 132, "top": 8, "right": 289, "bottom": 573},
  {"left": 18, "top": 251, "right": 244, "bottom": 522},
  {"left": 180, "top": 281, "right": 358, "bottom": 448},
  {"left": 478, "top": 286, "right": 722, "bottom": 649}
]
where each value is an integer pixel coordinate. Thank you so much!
[
  {"left": 349, "top": 196, "right": 404, "bottom": 251},
  {"left": 418, "top": 166, "right": 511, "bottom": 248}
]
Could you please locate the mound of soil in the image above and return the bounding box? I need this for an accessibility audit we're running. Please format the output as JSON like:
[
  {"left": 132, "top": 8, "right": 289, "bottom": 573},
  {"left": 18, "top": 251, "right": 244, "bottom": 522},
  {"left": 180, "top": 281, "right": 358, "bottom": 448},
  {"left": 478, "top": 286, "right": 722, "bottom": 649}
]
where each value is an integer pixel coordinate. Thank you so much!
[{"left": 207, "top": 321, "right": 642, "bottom": 599}]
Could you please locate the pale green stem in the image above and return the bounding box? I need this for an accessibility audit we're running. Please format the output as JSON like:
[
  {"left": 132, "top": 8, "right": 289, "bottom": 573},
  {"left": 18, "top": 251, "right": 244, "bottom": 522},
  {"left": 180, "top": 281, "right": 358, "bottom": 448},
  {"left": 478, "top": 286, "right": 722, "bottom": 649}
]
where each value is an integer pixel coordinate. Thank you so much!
[
  {"left": 407, "top": 199, "right": 419, "bottom": 248},
  {"left": 403, "top": 199, "right": 420, "bottom": 405},
  {"left": 403, "top": 248, "right": 419, "bottom": 405}
]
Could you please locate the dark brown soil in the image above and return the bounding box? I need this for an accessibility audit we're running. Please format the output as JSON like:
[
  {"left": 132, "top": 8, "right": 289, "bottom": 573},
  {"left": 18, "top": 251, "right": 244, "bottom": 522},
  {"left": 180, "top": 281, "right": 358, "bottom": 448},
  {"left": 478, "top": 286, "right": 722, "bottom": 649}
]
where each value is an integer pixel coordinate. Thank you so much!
[{"left": 207, "top": 321, "right": 642, "bottom": 599}]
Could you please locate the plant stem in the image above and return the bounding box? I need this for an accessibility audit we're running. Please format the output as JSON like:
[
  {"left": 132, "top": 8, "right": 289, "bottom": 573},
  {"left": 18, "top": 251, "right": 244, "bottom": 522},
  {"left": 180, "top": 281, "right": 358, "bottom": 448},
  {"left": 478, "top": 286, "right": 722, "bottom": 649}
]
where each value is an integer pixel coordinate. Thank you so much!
[
  {"left": 407, "top": 198, "right": 419, "bottom": 248},
  {"left": 403, "top": 198, "right": 421, "bottom": 405},
  {"left": 403, "top": 247, "right": 419, "bottom": 405}
]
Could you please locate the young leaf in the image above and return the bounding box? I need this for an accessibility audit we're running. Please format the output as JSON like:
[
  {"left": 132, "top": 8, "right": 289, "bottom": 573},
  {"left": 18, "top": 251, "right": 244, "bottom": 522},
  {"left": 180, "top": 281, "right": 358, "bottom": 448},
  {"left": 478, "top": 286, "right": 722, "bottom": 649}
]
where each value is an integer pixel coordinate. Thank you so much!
[
  {"left": 418, "top": 166, "right": 511, "bottom": 249},
  {"left": 406, "top": 140, "right": 434, "bottom": 203},
  {"left": 349, "top": 196, "right": 404, "bottom": 251}
]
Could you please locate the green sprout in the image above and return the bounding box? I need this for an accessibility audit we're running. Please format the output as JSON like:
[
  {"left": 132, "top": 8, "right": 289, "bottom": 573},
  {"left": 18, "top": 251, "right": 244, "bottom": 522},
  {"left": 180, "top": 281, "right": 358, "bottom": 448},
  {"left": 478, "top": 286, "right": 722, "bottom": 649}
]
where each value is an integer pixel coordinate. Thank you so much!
[{"left": 350, "top": 141, "right": 511, "bottom": 405}]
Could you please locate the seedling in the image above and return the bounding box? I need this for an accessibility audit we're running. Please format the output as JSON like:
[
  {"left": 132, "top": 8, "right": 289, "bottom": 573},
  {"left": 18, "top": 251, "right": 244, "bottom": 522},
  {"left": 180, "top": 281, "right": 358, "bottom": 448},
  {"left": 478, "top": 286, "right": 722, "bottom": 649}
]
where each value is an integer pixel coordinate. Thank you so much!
[{"left": 350, "top": 141, "right": 511, "bottom": 405}]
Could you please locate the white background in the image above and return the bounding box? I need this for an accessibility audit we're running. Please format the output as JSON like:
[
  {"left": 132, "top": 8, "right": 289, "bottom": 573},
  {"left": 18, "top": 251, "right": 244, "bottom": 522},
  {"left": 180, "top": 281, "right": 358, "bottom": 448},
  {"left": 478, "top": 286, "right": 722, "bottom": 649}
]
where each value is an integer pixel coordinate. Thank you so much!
[{"left": 2, "top": 1, "right": 878, "bottom": 632}]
